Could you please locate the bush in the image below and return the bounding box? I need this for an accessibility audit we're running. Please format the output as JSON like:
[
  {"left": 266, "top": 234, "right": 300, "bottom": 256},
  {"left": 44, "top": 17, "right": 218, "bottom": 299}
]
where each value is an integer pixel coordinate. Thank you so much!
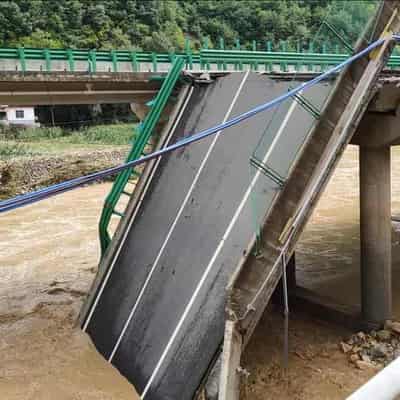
[
  {"left": 0, "top": 123, "right": 136, "bottom": 146},
  {"left": 67, "top": 124, "right": 135, "bottom": 145},
  {"left": 0, "top": 142, "right": 35, "bottom": 158},
  {"left": 18, "top": 126, "right": 65, "bottom": 140}
]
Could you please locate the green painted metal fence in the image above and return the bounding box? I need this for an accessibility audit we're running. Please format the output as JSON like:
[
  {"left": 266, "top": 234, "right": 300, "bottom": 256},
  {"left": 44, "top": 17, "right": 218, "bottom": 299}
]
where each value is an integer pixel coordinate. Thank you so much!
[
  {"left": 1, "top": 41, "right": 400, "bottom": 73},
  {"left": 98, "top": 56, "right": 185, "bottom": 254}
]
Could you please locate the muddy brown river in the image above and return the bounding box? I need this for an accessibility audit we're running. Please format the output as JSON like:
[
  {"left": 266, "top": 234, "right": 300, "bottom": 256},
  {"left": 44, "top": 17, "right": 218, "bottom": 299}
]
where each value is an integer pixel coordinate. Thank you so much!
[
  {"left": 1, "top": 145, "right": 399, "bottom": 399},
  {"left": 297, "top": 145, "right": 400, "bottom": 318}
]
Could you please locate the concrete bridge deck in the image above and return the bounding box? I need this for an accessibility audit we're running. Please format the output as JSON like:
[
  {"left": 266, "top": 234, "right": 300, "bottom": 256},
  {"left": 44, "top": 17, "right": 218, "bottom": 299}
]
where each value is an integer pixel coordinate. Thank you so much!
[{"left": 80, "top": 71, "right": 330, "bottom": 400}]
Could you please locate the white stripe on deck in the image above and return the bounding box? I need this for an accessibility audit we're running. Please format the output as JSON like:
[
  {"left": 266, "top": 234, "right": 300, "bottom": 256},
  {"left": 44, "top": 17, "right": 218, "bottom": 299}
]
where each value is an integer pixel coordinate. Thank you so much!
[
  {"left": 141, "top": 93, "right": 299, "bottom": 398},
  {"left": 108, "top": 71, "right": 250, "bottom": 362}
]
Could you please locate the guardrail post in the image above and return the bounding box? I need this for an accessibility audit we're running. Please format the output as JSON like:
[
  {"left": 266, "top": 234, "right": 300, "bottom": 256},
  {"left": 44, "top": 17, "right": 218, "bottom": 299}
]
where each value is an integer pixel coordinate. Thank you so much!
[
  {"left": 44, "top": 48, "right": 51, "bottom": 72},
  {"left": 185, "top": 38, "right": 192, "bottom": 70},
  {"left": 252, "top": 40, "right": 258, "bottom": 71},
  {"left": 235, "top": 38, "right": 240, "bottom": 50},
  {"left": 308, "top": 41, "right": 314, "bottom": 71},
  {"left": 280, "top": 40, "right": 287, "bottom": 72},
  {"left": 234, "top": 39, "right": 240, "bottom": 70},
  {"left": 111, "top": 50, "right": 118, "bottom": 72},
  {"left": 17, "top": 47, "right": 26, "bottom": 73},
  {"left": 89, "top": 49, "right": 96, "bottom": 73},
  {"left": 264, "top": 41, "right": 272, "bottom": 72},
  {"left": 321, "top": 42, "right": 328, "bottom": 71},
  {"left": 130, "top": 51, "right": 138, "bottom": 72},
  {"left": 295, "top": 40, "right": 302, "bottom": 72},
  {"left": 152, "top": 52, "right": 157, "bottom": 72},
  {"left": 67, "top": 48, "right": 75, "bottom": 72},
  {"left": 218, "top": 37, "right": 225, "bottom": 70},
  {"left": 202, "top": 37, "right": 210, "bottom": 70}
]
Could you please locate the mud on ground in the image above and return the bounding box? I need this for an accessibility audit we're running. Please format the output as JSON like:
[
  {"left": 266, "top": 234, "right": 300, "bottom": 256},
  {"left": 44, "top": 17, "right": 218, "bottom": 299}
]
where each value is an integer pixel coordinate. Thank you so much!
[
  {"left": 241, "top": 308, "right": 377, "bottom": 400},
  {"left": 0, "top": 148, "right": 128, "bottom": 199}
]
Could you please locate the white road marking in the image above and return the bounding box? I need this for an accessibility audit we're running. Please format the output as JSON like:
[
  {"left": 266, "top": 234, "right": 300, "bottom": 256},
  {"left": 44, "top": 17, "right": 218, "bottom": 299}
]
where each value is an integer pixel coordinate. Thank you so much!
[
  {"left": 108, "top": 71, "right": 250, "bottom": 362},
  {"left": 82, "top": 86, "right": 194, "bottom": 332},
  {"left": 141, "top": 92, "right": 299, "bottom": 398}
]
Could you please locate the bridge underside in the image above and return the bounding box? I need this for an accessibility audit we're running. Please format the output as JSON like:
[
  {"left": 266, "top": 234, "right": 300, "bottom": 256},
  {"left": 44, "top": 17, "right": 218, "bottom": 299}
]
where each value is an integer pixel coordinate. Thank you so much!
[{"left": 0, "top": 72, "right": 163, "bottom": 105}]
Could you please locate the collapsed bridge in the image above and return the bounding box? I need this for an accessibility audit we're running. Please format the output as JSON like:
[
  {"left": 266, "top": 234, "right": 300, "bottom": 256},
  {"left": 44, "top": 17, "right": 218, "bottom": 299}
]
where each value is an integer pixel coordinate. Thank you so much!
[{"left": 1, "top": 1, "right": 400, "bottom": 400}]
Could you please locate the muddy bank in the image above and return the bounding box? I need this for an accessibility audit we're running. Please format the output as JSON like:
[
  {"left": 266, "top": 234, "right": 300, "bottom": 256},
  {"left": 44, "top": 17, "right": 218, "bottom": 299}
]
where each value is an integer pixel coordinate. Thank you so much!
[
  {"left": 0, "top": 149, "right": 128, "bottom": 199},
  {"left": 241, "top": 307, "right": 376, "bottom": 400}
]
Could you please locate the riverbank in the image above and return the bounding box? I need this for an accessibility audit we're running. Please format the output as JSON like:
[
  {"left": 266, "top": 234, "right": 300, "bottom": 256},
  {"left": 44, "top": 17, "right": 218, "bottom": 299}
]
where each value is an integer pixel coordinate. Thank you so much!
[{"left": 0, "top": 123, "right": 133, "bottom": 199}]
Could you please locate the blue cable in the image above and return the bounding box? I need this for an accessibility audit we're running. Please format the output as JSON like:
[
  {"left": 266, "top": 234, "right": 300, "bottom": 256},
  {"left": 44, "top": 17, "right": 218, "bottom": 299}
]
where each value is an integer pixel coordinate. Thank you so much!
[{"left": 0, "top": 36, "right": 393, "bottom": 214}]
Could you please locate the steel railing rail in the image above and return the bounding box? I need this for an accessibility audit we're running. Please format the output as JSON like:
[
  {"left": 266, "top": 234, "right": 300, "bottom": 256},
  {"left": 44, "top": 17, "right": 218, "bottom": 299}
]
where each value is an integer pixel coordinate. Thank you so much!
[
  {"left": 98, "top": 56, "right": 185, "bottom": 254},
  {"left": 1, "top": 40, "right": 400, "bottom": 73}
]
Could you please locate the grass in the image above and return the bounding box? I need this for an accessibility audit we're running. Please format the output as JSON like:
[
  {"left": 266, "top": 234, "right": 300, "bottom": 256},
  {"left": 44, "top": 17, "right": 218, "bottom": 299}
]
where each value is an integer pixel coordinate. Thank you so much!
[
  {"left": 15, "top": 124, "right": 136, "bottom": 145},
  {"left": 0, "top": 142, "right": 37, "bottom": 159},
  {"left": 0, "top": 123, "right": 136, "bottom": 158}
]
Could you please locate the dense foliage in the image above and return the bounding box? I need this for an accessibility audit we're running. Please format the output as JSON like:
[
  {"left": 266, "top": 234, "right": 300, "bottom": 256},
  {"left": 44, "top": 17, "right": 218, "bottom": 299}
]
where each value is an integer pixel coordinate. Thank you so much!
[{"left": 0, "top": 0, "right": 377, "bottom": 52}]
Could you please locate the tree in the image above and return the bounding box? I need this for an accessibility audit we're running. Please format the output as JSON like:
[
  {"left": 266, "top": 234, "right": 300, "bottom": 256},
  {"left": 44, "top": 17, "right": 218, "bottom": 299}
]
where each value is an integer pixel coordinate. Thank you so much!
[{"left": 0, "top": 0, "right": 379, "bottom": 53}]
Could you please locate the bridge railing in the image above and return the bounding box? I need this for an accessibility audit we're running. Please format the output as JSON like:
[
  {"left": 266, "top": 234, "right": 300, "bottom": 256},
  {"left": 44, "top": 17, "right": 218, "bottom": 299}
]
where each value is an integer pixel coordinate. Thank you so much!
[{"left": 1, "top": 45, "right": 400, "bottom": 74}]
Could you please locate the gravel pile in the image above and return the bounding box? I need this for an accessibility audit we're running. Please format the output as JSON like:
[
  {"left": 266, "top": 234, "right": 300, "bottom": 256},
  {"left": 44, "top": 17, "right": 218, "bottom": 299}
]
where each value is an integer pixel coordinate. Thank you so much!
[{"left": 340, "top": 321, "right": 400, "bottom": 370}]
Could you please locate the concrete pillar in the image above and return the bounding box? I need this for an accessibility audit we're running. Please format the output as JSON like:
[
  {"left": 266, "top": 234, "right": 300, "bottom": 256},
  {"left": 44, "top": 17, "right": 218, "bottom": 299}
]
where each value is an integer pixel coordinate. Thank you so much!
[{"left": 359, "top": 146, "right": 392, "bottom": 327}]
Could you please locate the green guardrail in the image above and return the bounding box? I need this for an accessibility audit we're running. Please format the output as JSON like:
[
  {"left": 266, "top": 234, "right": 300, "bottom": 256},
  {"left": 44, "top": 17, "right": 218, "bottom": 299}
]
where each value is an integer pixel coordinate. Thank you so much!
[
  {"left": 1, "top": 40, "right": 400, "bottom": 73},
  {"left": 98, "top": 56, "right": 185, "bottom": 255}
]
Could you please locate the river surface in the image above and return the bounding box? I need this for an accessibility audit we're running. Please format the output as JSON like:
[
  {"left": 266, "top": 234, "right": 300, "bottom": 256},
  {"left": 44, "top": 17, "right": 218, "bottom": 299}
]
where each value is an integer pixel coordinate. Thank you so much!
[
  {"left": 0, "top": 183, "right": 139, "bottom": 400},
  {"left": 297, "top": 145, "right": 400, "bottom": 317}
]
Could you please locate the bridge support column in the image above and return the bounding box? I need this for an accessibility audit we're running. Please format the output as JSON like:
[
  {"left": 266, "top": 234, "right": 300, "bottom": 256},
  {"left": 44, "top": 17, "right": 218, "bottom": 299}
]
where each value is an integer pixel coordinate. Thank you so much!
[{"left": 359, "top": 145, "right": 392, "bottom": 328}]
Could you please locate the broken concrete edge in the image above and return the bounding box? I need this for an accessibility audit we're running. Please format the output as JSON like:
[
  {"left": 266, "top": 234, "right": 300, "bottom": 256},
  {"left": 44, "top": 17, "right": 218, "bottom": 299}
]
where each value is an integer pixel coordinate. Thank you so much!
[{"left": 218, "top": 320, "right": 243, "bottom": 400}]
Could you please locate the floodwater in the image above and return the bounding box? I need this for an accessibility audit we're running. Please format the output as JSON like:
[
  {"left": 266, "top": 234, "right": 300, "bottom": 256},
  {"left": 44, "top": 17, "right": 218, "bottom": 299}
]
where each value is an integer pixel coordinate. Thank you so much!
[
  {"left": 0, "top": 145, "right": 399, "bottom": 399},
  {"left": 0, "top": 183, "right": 139, "bottom": 399},
  {"left": 297, "top": 145, "right": 400, "bottom": 317}
]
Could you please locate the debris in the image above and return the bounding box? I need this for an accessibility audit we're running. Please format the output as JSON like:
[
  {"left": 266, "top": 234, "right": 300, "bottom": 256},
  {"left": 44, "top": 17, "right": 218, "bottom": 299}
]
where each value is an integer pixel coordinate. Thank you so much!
[
  {"left": 350, "top": 354, "right": 359, "bottom": 363},
  {"left": 376, "top": 330, "right": 392, "bottom": 341},
  {"left": 369, "top": 343, "right": 389, "bottom": 359},
  {"left": 341, "top": 322, "right": 400, "bottom": 369},
  {"left": 387, "top": 321, "right": 400, "bottom": 335},
  {"left": 340, "top": 342, "right": 352, "bottom": 353},
  {"left": 355, "top": 360, "right": 378, "bottom": 371}
]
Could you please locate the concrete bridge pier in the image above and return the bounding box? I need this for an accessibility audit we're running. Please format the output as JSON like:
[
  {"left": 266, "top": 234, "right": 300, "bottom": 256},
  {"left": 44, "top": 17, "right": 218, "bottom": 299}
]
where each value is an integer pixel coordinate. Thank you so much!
[
  {"left": 359, "top": 145, "right": 392, "bottom": 328},
  {"left": 352, "top": 96, "right": 400, "bottom": 328}
]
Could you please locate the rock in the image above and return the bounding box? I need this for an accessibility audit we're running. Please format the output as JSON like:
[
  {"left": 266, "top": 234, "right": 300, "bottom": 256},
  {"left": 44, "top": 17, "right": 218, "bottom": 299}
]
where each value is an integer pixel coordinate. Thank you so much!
[
  {"left": 340, "top": 342, "right": 352, "bottom": 353},
  {"left": 361, "top": 354, "right": 372, "bottom": 363},
  {"left": 389, "top": 321, "right": 400, "bottom": 335},
  {"left": 351, "top": 346, "right": 362, "bottom": 354},
  {"left": 376, "top": 330, "right": 392, "bottom": 341},
  {"left": 370, "top": 343, "right": 389, "bottom": 358},
  {"left": 350, "top": 354, "right": 360, "bottom": 363},
  {"left": 355, "top": 360, "right": 377, "bottom": 370},
  {"left": 356, "top": 332, "right": 366, "bottom": 341}
]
